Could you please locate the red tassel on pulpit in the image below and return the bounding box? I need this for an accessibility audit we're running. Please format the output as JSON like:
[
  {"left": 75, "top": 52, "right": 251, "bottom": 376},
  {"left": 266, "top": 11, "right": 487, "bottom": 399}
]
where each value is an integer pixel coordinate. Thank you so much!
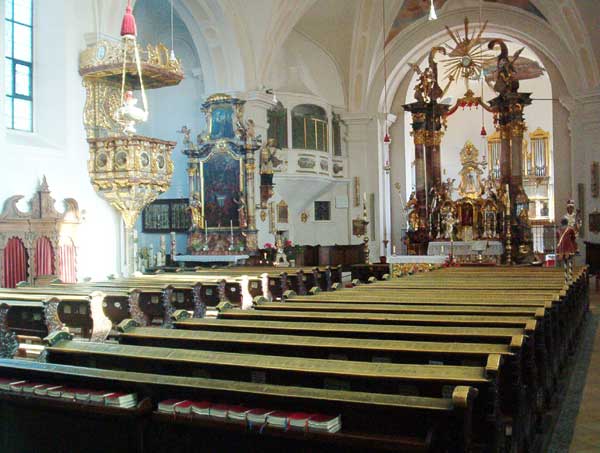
[
  {"left": 480, "top": 126, "right": 487, "bottom": 136},
  {"left": 383, "top": 133, "right": 391, "bottom": 144},
  {"left": 121, "top": 0, "right": 137, "bottom": 37}
]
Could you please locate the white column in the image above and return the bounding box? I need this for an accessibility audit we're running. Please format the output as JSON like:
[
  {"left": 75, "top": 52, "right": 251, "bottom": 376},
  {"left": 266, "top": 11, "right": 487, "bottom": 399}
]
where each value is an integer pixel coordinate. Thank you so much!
[
  {"left": 341, "top": 113, "right": 376, "bottom": 259},
  {"left": 243, "top": 90, "right": 276, "bottom": 248}
]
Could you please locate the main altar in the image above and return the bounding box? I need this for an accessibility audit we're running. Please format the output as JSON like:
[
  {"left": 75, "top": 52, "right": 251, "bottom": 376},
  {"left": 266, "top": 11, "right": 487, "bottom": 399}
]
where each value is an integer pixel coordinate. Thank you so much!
[
  {"left": 401, "top": 22, "right": 536, "bottom": 264},
  {"left": 180, "top": 94, "right": 260, "bottom": 256}
]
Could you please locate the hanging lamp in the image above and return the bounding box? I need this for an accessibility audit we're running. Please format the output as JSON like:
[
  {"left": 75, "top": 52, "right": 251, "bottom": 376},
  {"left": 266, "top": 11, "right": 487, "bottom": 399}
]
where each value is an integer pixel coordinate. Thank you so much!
[
  {"left": 428, "top": 0, "right": 438, "bottom": 21},
  {"left": 115, "top": 0, "right": 149, "bottom": 135},
  {"left": 382, "top": 0, "right": 390, "bottom": 144}
]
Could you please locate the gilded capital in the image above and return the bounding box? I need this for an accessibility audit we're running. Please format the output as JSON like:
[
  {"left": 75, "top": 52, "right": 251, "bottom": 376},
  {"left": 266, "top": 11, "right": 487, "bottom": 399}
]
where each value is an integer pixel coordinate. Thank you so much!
[{"left": 411, "top": 130, "right": 426, "bottom": 145}]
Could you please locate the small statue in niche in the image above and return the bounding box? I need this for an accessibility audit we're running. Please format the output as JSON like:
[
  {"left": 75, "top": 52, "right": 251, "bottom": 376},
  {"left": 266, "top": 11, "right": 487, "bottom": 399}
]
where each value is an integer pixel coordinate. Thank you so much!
[{"left": 187, "top": 193, "right": 205, "bottom": 231}]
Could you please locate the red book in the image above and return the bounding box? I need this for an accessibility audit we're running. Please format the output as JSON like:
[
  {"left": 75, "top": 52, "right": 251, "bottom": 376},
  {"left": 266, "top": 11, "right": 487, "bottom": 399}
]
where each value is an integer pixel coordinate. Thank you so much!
[
  {"left": 191, "top": 400, "right": 211, "bottom": 416},
  {"left": 0, "top": 378, "right": 25, "bottom": 391},
  {"left": 105, "top": 392, "right": 137, "bottom": 408},
  {"left": 158, "top": 399, "right": 184, "bottom": 413},
  {"left": 33, "top": 384, "right": 62, "bottom": 396},
  {"left": 9, "top": 381, "right": 31, "bottom": 393},
  {"left": 288, "top": 412, "right": 314, "bottom": 429},
  {"left": 60, "top": 388, "right": 79, "bottom": 400},
  {"left": 247, "top": 408, "right": 273, "bottom": 424},
  {"left": 89, "top": 390, "right": 114, "bottom": 404},
  {"left": 227, "top": 405, "right": 250, "bottom": 421},
  {"left": 21, "top": 382, "right": 46, "bottom": 394},
  {"left": 307, "top": 414, "right": 341, "bottom": 433},
  {"left": 266, "top": 411, "right": 289, "bottom": 428},
  {"left": 209, "top": 404, "right": 229, "bottom": 418},
  {"left": 174, "top": 400, "right": 193, "bottom": 415}
]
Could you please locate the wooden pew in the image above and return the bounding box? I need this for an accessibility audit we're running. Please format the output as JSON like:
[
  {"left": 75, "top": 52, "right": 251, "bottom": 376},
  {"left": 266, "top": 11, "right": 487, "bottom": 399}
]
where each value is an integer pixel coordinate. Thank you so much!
[
  {"left": 0, "top": 359, "right": 479, "bottom": 452},
  {"left": 44, "top": 336, "right": 502, "bottom": 449},
  {"left": 119, "top": 320, "right": 531, "bottom": 446}
]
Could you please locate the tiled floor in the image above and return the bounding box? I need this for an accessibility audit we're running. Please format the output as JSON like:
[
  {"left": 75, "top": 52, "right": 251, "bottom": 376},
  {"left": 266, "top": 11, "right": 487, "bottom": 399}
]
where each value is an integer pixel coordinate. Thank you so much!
[{"left": 570, "top": 289, "right": 600, "bottom": 452}]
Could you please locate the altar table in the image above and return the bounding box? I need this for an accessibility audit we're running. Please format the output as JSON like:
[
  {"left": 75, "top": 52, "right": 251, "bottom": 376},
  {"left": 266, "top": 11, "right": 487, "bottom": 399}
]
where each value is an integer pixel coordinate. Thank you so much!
[
  {"left": 427, "top": 241, "right": 503, "bottom": 258},
  {"left": 174, "top": 255, "right": 249, "bottom": 265}
]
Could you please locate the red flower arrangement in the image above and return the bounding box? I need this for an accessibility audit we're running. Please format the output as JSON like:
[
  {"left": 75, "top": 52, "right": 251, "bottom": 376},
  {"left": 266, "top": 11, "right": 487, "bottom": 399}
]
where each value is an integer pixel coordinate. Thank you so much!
[
  {"left": 284, "top": 240, "right": 293, "bottom": 248},
  {"left": 264, "top": 243, "right": 273, "bottom": 249}
]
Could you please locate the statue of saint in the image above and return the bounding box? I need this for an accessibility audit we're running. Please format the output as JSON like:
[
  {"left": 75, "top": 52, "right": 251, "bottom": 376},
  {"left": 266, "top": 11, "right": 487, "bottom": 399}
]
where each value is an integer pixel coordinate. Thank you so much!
[
  {"left": 187, "top": 194, "right": 205, "bottom": 231},
  {"left": 233, "top": 191, "right": 248, "bottom": 230},
  {"left": 260, "top": 139, "right": 279, "bottom": 186},
  {"left": 442, "top": 211, "right": 458, "bottom": 240}
]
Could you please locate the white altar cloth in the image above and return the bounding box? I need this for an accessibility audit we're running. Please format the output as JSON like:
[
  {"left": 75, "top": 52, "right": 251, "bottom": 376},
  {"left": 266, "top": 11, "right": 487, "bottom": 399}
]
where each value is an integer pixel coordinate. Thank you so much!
[
  {"left": 174, "top": 254, "right": 249, "bottom": 265},
  {"left": 387, "top": 255, "right": 447, "bottom": 264},
  {"left": 427, "top": 241, "right": 503, "bottom": 257}
]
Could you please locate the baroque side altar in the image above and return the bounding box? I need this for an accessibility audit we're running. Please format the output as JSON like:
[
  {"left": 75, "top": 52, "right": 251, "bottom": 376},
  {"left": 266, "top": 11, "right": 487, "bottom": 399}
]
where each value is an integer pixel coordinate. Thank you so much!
[{"left": 180, "top": 94, "right": 260, "bottom": 255}]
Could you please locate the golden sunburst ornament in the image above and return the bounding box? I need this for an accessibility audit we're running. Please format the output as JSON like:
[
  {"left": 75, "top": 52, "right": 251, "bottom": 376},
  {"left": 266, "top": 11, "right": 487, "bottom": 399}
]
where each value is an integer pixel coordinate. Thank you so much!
[{"left": 442, "top": 17, "right": 493, "bottom": 85}]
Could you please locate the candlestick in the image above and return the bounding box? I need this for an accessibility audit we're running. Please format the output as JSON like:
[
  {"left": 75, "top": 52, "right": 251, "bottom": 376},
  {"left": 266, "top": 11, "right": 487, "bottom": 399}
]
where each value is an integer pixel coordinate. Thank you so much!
[{"left": 392, "top": 245, "right": 396, "bottom": 255}]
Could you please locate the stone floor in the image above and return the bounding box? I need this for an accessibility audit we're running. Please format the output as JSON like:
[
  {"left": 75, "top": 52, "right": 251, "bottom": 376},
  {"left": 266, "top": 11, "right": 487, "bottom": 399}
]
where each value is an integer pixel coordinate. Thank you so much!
[{"left": 569, "top": 287, "right": 600, "bottom": 452}]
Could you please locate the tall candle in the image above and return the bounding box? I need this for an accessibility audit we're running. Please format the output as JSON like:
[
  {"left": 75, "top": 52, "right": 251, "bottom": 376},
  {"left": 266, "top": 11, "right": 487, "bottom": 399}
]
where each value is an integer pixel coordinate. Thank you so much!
[{"left": 230, "top": 220, "right": 234, "bottom": 236}]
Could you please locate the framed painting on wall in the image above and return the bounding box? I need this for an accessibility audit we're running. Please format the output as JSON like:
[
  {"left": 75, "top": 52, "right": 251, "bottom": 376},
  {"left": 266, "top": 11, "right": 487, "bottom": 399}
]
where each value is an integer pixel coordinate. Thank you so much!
[
  {"left": 592, "top": 162, "right": 599, "bottom": 198},
  {"left": 142, "top": 198, "right": 191, "bottom": 233},
  {"left": 589, "top": 211, "right": 600, "bottom": 234}
]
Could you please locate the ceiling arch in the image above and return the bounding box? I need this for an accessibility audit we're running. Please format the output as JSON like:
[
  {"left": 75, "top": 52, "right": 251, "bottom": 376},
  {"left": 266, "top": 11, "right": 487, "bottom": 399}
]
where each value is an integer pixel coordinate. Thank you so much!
[{"left": 366, "top": 2, "right": 596, "bottom": 114}]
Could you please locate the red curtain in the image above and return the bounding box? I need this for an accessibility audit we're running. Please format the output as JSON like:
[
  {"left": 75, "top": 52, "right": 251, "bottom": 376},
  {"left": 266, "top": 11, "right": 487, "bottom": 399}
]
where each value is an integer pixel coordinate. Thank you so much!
[
  {"left": 35, "top": 236, "right": 54, "bottom": 277},
  {"left": 58, "top": 238, "right": 77, "bottom": 283},
  {"left": 2, "top": 237, "right": 28, "bottom": 288}
]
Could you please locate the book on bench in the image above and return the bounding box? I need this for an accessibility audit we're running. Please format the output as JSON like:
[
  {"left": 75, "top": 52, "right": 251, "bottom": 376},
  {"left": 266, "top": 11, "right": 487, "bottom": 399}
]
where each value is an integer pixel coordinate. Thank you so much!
[
  {"left": 191, "top": 400, "right": 211, "bottom": 416},
  {"left": 10, "top": 381, "right": 32, "bottom": 393},
  {"left": 288, "top": 412, "right": 314, "bottom": 430},
  {"left": 89, "top": 390, "right": 115, "bottom": 404},
  {"left": 105, "top": 392, "right": 137, "bottom": 409},
  {"left": 174, "top": 400, "right": 194, "bottom": 415},
  {"left": 227, "top": 405, "right": 250, "bottom": 421},
  {"left": 209, "top": 403, "right": 230, "bottom": 419},
  {"left": 21, "top": 382, "right": 46, "bottom": 394},
  {"left": 246, "top": 408, "right": 273, "bottom": 424},
  {"left": 33, "top": 384, "right": 63, "bottom": 397},
  {"left": 0, "top": 378, "right": 26, "bottom": 391},
  {"left": 266, "top": 411, "right": 289, "bottom": 428},
  {"left": 307, "top": 414, "right": 341, "bottom": 433},
  {"left": 158, "top": 399, "right": 184, "bottom": 414}
]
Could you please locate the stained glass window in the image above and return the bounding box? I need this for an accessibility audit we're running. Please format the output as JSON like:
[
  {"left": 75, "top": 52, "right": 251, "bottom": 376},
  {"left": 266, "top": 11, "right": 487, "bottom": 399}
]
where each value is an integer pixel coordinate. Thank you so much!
[
  {"left": 5, "top": 0, "right": 33, "bottom": 131},
  {"left": 291, "top": 104, "right": 328, "bottom": 152}
]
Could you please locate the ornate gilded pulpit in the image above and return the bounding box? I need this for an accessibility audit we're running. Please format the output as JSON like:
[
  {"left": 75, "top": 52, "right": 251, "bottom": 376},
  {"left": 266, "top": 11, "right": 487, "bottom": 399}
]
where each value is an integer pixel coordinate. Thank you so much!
[{"left": 79, "top": 4, "right": 182, "bottom": 274}]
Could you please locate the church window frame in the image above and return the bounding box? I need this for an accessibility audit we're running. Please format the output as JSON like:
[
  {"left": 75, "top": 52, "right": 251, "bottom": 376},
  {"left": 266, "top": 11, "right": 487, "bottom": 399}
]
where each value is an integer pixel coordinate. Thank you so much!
[
  {"left": 267, "top": 104, "right": 288, "bottom": 149},
  {"left": 4, "top": 0, "right": 34, "bottom": 132},
  {"left": 292, "top": 104, "right": 328, "bottom": 152}
]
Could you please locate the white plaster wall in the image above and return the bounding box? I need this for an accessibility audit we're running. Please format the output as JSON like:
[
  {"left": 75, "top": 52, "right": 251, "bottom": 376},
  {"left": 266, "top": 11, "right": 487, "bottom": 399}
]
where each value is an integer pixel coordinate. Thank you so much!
[
  {"left": 133, "top": 0, "right": 206, "bottom": 256},
  {"left": 0, "top": 0, "right": 121, "bottom": 281}
]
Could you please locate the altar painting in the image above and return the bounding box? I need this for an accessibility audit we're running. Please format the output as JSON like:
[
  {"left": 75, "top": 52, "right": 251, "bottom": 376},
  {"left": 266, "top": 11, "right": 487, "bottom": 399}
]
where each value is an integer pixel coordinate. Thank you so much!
[
  {"left": 209, "top": 106, "right": 234, "bottom": 140},
  {"left": 201, "top": 151, "right": 242, "bottom": 228}
]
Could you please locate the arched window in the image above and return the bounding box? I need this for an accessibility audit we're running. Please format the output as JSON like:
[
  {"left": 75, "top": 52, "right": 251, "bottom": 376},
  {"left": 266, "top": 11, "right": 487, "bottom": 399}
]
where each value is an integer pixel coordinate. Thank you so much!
[
  {"left": 292, "top": 104, "right": 328, "bottom": 152},
  {"left": 2, "top": 237, "right": 28, "bottom": 288},
  {"left": 267, "top": 104, "right": 287, "bottom": 148},
  {"left": 4, "top": 0, "right": 33, "bottom": 131}
]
